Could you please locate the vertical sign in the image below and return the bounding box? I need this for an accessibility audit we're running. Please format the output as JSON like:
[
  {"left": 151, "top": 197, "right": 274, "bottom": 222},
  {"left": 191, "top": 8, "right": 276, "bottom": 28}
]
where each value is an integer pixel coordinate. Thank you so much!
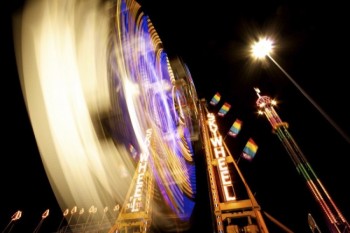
[
  {"left": 207, "top": 113, "right": 236, "bottom": 202},
  {"left": 131, "top": 128, "right": 152, "bottom": 212}
]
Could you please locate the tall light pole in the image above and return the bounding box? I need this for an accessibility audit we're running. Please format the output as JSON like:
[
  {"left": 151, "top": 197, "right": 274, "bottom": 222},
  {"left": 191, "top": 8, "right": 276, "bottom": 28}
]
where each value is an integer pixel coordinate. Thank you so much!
[
  {"left": 251, "top": 38, "right": 350, "bottom": 232},
  {"left": 251, "top": 37, "right": 350, "bottom": 144},
  {"left": 254, "top": 87, "right": 350, "bottom": 233}
]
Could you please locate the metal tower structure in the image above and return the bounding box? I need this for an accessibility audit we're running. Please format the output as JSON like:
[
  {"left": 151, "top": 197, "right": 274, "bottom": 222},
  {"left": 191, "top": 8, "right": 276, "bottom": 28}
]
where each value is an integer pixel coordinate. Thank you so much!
[
  {"left": 254, "top": 88, "right": 350, "bottom": 233},
  {"left": 198, "top": 99, "right": 270, "bottom": 233},
  {"left": 108, "top": 129, "right": 154, "bottom": 233}
]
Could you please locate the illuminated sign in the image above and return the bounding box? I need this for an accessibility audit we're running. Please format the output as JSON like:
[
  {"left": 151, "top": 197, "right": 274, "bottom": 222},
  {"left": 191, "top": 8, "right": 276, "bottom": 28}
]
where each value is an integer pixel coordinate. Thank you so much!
[
  {"left": 131, "top": 128, "right": 152, "bottom": 212},
  {"left": 207, "top": 113, "right": 236, "bottom": 202}
]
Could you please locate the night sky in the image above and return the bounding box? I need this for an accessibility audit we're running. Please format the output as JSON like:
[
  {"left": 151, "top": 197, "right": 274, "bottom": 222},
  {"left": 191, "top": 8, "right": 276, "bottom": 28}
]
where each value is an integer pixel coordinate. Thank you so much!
[{"left": 2, "top": 0, "right": 350, "bottom": 232}]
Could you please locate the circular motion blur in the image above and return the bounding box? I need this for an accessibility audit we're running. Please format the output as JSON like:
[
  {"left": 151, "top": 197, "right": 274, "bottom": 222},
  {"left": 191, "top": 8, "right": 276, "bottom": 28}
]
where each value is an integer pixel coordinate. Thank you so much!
[{"left": 14, "top": 0, "right": 199, "bottom": 232}]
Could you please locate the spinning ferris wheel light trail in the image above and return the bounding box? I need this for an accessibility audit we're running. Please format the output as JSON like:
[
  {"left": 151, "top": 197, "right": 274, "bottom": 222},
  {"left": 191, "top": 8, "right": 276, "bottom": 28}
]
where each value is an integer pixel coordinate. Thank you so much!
[{"left": 15, "top": 0, "right": 198, "bottom": 231}]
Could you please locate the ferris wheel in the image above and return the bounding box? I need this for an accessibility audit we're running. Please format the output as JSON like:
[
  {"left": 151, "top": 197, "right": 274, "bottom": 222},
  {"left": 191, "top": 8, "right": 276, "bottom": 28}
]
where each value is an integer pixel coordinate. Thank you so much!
[
  {"left": 15, "top": 0, "right": 199, "bottom": 230},
  {"left": 107, "top": 0, "right": 198, "bottom": 221}
]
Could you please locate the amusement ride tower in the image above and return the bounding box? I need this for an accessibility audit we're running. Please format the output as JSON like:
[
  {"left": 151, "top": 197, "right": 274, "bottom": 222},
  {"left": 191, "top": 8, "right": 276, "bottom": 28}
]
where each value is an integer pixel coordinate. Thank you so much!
[
  {"left": 254, "top": 88, "right": 350, "bottom": 233},
  {"left": 198, "top": 99, "right": 271, "bottom": 233}
]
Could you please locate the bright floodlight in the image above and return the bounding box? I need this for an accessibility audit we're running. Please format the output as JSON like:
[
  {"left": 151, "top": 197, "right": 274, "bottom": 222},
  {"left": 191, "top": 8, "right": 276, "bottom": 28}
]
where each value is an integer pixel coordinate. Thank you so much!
[
  {"left": 250, "top": 36, "right": 350, "bottom": 144},
  {"left": 251, "top": 38, "right": 273, "bottom": 59}
]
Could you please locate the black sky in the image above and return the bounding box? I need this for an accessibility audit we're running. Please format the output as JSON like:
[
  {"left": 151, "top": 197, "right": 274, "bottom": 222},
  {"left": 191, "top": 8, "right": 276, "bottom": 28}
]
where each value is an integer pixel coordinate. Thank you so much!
[
  {"left": 137, "top": 1, "right": 350, "bottom": 232},
  {"left": 2, "top": 0, "right": 350, "bottom": 232}
]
